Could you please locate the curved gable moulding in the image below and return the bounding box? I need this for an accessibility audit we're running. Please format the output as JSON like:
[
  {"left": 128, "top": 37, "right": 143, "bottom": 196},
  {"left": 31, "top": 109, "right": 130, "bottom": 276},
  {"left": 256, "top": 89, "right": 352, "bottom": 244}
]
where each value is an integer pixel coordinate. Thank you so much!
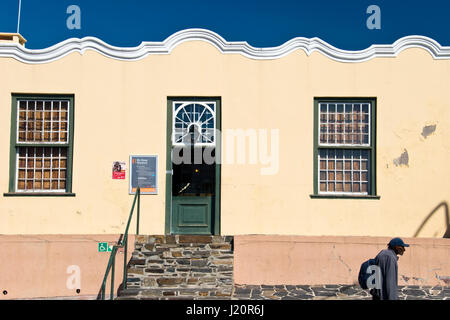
[{"left": 1, "top": 28, "right": 450, "bottom": 64}]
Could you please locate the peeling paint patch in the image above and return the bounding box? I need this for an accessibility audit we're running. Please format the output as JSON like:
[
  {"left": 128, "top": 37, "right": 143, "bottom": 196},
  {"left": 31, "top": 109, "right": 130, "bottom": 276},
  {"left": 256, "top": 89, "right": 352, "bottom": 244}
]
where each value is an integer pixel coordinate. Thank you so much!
[
  {"left": 421, "top": 124, "right": 436, "bottom": 139},
  {"left": 393, "top": 149, "right": 409, "bottom": 167}
]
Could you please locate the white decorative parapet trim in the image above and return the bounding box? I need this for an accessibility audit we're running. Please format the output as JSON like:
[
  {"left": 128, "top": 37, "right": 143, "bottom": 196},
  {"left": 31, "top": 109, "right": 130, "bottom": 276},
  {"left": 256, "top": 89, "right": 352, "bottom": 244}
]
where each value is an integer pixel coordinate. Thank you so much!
[{"left": 1, "top": 28, "right": 450, "bottom": 64}]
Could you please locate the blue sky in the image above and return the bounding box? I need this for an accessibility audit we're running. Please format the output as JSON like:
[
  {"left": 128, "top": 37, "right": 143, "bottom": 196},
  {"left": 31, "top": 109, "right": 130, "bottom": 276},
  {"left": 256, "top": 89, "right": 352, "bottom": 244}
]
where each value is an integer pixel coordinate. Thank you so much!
[{"left": 0, "top": 0, "right": 449, "bottom": 50}]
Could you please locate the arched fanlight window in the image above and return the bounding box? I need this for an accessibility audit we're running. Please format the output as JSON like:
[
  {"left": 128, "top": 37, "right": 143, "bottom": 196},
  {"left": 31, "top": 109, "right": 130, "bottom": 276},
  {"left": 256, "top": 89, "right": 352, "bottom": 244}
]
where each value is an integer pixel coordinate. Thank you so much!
[{"left": 172, "top": 102, "right": 215, "bottom": 146}]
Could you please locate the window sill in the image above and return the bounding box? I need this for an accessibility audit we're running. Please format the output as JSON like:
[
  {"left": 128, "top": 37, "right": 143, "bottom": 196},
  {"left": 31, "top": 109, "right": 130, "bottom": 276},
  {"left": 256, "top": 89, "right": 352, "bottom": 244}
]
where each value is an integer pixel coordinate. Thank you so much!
[
  {"left": 309, "top": 194, "right": 380, "bottom": 200},
  {"left": 3, "top": 192, "right": 76, "bottom": 197}
]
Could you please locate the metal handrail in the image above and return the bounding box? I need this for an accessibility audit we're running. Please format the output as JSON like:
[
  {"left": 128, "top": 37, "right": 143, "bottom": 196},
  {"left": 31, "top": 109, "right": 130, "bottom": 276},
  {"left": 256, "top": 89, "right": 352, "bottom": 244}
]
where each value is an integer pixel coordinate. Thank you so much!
[{"left": 97, "top": 187, "right": 141, "bottom": 300}]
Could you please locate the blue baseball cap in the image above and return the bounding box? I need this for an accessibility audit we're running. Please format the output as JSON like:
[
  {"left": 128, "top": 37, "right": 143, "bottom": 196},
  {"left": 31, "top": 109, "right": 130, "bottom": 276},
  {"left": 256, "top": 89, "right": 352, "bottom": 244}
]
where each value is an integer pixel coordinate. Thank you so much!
[{"left": 388, "top": 237, "right": 410, "bottom": 247}]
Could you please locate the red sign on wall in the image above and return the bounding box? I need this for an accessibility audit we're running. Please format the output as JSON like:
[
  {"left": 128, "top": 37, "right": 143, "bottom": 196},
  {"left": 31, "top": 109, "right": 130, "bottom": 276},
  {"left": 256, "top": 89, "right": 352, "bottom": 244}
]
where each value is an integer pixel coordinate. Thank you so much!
[{"left": 112, "top": 161, "right": 126, "bottom": 179}]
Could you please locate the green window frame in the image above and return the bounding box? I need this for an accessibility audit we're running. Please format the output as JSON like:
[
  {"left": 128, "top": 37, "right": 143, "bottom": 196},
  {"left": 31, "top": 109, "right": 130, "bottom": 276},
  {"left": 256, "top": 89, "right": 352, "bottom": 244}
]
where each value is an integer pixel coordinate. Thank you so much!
[
  {"left": 5, "top": 94, "right": 75, "bottom": 196},
  {"left": 312, "top": 97, "right": 379, "bottom": 199}
]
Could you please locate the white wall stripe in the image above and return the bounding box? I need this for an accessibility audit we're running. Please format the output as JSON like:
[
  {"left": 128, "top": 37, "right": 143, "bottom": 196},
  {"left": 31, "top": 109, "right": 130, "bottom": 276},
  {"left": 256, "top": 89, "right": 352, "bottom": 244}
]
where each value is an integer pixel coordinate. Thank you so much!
[{"left": 1, "top": 28, "right": 450, "bottom": 64}]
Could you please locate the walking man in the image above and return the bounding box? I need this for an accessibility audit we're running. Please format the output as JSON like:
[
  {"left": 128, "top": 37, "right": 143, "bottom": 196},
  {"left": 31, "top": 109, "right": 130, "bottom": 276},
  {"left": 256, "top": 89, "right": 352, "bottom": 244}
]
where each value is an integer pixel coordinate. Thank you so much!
[{"left": 372, "top": 237, "right": 409, "bottom": 300}]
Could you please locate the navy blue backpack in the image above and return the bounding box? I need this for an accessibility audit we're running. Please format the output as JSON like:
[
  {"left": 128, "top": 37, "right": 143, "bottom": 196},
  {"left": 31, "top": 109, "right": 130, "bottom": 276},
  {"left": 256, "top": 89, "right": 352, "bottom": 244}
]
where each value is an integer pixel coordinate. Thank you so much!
[{"left": 358, "top": 258, "right": 377, "bottom": 289}]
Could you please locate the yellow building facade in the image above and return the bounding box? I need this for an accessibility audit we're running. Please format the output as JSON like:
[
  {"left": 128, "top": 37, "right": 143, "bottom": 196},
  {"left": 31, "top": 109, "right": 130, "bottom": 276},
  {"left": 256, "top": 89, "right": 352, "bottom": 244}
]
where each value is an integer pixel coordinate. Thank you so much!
[
  {"left": 1, "top": 30, "right": 450, "bottom": 299},
  {"left": 1, "top": 30, "right": 449, "bottom": 238}
]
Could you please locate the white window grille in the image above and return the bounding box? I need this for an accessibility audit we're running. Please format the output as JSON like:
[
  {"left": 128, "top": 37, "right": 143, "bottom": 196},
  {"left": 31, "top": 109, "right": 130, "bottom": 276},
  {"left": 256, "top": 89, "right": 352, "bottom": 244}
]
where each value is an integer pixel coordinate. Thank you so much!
[
  {"left": 172, "top": 102, "right": 216, "bottom": 146},
  {"left": 318, "top": 149, "right": 370, "bottom": 195},
  {"left": 16, "top": 147, "right": 67, "bottom": 192},
  {"left": 319, "top": 103, "right": 370, "bottom": 146},
  {"left": 17, "top": 100, "right": 69, "bottom": 144}
]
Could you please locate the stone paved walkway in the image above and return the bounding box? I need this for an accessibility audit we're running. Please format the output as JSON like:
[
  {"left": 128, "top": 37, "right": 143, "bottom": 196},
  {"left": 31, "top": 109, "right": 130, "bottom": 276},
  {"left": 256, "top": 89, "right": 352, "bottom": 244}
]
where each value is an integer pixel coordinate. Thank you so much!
[
  {"left": 115, "top": 284, "right": 450, "bottom": 300},
  {"left": 231, "top": 284, "right": 450, "bottom": 300},
  {"left": 13, "top": 284, "right": 450, "bottom": 300}
]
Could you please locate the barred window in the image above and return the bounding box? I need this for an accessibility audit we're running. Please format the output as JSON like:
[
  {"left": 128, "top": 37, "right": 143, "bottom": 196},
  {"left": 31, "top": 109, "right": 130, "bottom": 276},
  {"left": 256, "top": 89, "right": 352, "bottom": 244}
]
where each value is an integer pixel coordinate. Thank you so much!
[
  {"left": 16, "top": 147, "right": 67, "bottom": 191},
  {"left": 315, "top": 99, "right": 376, "bottom": 197},
  {"left": 17, "top": 100, "right": 69, "bottom": 143},
  {"left": 319, "top": 149, "right": 369, "bottom": 194},
  {"left": 319, "top": 103, "right": 370, "bottom": 146},
  {"left": 9, "top": 95, "right": 73, "bottom": 194}
]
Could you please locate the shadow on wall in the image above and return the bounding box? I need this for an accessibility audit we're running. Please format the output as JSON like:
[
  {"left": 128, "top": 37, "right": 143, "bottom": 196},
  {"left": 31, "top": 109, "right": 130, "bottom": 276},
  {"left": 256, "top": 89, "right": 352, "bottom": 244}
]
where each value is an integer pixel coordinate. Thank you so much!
[{"left": 413, "top": 201, "right": 450, "bottom": 238}]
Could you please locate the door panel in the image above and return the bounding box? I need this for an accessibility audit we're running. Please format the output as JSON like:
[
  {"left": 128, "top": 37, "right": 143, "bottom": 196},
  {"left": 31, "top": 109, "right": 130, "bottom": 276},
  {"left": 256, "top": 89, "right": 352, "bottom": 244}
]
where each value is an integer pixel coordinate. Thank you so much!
[
  {"left": 166, "top": 98, "right": 221, "bottom": 235},
  {"left": 172, "top": 196, "right": 213, "bottom": 234}
]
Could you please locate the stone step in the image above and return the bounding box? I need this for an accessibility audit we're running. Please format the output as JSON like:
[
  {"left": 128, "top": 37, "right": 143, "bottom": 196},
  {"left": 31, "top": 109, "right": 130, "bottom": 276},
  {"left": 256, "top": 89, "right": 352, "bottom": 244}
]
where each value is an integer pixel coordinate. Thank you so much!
[
  {"left": 135, "top": 235, "right": 233, "bottom": 246},
  {"left": 116, "top": 287, "right": 233, "bottom": 300},
  {"left": 118, "top": 235, "right": 235, "bottom": 299},
  {"left": 126, "top": 276, "right": 233, "bottom": 287}
]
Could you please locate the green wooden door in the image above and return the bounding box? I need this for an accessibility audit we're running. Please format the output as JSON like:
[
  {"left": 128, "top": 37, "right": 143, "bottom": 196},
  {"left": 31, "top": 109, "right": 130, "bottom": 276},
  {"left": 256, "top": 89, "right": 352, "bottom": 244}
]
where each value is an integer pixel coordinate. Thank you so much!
[
  {"left": 171, "top": 196, "right": 213, "bottom": 234},
  {"left": 165, "top": 98, "right": 221, "bottom": 235}
]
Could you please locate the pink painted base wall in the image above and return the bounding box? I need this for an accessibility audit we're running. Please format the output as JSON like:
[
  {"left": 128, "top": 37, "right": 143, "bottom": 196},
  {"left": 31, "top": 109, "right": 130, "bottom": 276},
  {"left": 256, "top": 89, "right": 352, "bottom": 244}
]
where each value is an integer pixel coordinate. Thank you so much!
[
  {"left": 234, "top": 235, "right": 450, "bottom": 287},
  {"left": 2, "top": 234, "right": 449, "bottom": 299},
  {"left": 0, "top": 235, "right": 135, "bottom": 299}
]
